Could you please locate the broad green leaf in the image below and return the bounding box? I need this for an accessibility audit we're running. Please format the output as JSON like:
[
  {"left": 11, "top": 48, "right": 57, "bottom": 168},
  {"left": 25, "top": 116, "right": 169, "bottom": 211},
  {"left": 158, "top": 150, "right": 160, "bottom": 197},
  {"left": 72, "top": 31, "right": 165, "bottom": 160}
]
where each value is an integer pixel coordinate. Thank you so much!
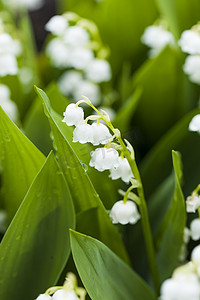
[
  {"left": 156, "top": 0, "right": 200, "bottom": 38},
  {"left": 140, "top": 107, "right": 200, "bottom": 198},
  {"left": 156, "top": 151, "right": 186, "bottom": 280},
  {"left": 132, "top": 46, "right": 195, "bottom": 145},
  {"left": 64, "top": 0, "right": 158, "bottom": 76},
  {"left": 0, "top": 107, "right": 45, "bottom": 221},
  {"left": 36, "top": 86, "right": 129, "bottom": 263},
  {"left": 113, "top": 87, "right": 142, "bottom": 135},
  {"left": 70, "top": 230, "right": 156, "bottom": 300},
  {"left": 0, "top": 152, "right": 75, "bottom": 300}
]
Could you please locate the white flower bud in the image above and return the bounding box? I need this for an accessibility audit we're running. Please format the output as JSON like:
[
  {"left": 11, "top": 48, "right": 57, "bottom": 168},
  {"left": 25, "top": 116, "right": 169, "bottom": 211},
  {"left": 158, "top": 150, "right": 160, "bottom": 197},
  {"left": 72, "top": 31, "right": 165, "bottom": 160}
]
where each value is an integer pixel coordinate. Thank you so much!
[
  {"left": 189, "top": 114, "right": 200, "bottom": 132},
  {"left": 64, "top": 26, "right": 90, "bottom": 47},
  {"left": 186, "top": 194, "right": 200, "bottom": 213},
  {"left": 52, "top": 289, "right": 78, "bottom": 300},
  {"left": 109, "top": 157, "right": 134, "bottom": 183},
  {"left": 58, "top": 71, "right": 83, "bottom": 96},
  {"left": 73, "top": 122, "right": 93, "bottom": 144},
  {"left": 190, "top": 218, "right": 200, "bottom": 241},
  {"left": 45, "top": 16, "right": 68, "bottom": 36},
  {"left": 35, "top": 294, "right": 52, "bottom": 300},
  {"left": 90, "top": 122, "right": 112, "bottom": 145},
  {"left": 62, "top": 104, "right": 84, "bottom": 126},
  {"left": 89, "top": 147, "right": 119, "bottom": 171},
  {"left": 73, "top": 80, "right": 101, "bottom": 106},
  {"left": 85, "top": 59, "right": 112, "bottom": 83},
  {"left": 183, "top": 55, "right": 200, "bottom": 85},
  {"left": 109, "top": 200, "right": 140, "bottom": 225},
  {"left": 191, "top": 245, "right": 200, "bottom": 268},
  {"left": 141, "top": 25, "right": 174, "bottom": 57},
  {"left": 179, "top": 30, "right": 200, "bottom": 55}
]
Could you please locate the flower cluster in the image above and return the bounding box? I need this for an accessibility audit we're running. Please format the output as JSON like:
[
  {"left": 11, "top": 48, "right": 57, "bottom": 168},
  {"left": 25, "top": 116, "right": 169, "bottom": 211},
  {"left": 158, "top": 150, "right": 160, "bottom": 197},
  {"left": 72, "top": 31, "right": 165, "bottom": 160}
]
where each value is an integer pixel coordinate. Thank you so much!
[
  {"left": 35, "top": 273, "right": 86, "bottom": 300},
  {"left": 0, "top": 84, "right": 18, "bottom": 122},
  {"left": 0, "top": 19, "right": 22, "bottom": 77},
  {"left": 62, "top": 98, "right": 140, "bottom": 225},
  {"left": 141, "top": 22, "right": 175, "bottom": 57},
  {"left": 45, "top": 13, "right": 112, "bottom": 105},
  {"left": 160, "top": 245, "right": 200, "bottom": 300},
  {"left": 3, "top": 0, "right": 44, "bottom": 11},
  {"left": 179, "top": 24, "right": 200, "bottom": 84}
]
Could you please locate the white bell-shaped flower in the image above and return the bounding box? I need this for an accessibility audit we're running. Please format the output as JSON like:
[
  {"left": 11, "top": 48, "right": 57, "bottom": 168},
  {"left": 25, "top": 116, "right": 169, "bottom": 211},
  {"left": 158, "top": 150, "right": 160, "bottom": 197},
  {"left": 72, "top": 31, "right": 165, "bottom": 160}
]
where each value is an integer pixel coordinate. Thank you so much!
[
  {"left": 91, "top": 122, "right": 112, "bottom": 145},
  {"left": 45, "top": 16, "right": 68, "bottom": 36},
  {"left": 186, "top": 194, "right": 200, "bottom": 213},
  {"left": 189, "top": 114, "right": 200, "bottom": 132},
  {"left": 46, "top": 38, "right": 70, "bottom": 69},
  {"left": 62, "top": 103, "right": 84, "bottom": 126},
  {"left": 52, "top": 289, "right": 78, "bottom": 300},
  {"left": 160, "top": 272, "right": 200, "bottom": 300},
  {"left": 190, "top": 218, "right": 200, "bottom": 241},
  {"left": 85, "top": 59, "right": 112, "bottom": 83},
  {"left": 179, "top": 30, "right": 200, "bottom": 55},
  {"left": 0, "top": 33, "right": 22, "bottom": 56},
  {"left": 58, "top": 71, "right": 83, "bottom": 96},
  {"left": 69, "top": 48, "right": 94, "bottom": 70},
  {"left": 0, "top": 54, "right": 18, "bottom": 76},
  {"left": 109, "top": 157, "right": 134, "bottom": 183},
  {"left": 183, "top": 55, "right": 200, "bottom": 85},
  {"left": 73, "top": 80, "right": 101, "bottom": 106},
  {"left": 89, "top": 147, "right": 119, "bottom": 171},
  {"left": 191, "top": 245, "right": 200, "bottom": 275},
  {"left": 35, "top": 294, "right": 52, "bottom": 300},
  {"left": 141, "top": 25, "right": 174, "bottom": 57},
  {"left": 73, "top": 122, "right": 93, "bottom": 144},
  {"left": 109, "top": 200, "right": 140, "bottom": 225},
  {"left": 64, "top": 26, "right": 90, "bottom": 47}
]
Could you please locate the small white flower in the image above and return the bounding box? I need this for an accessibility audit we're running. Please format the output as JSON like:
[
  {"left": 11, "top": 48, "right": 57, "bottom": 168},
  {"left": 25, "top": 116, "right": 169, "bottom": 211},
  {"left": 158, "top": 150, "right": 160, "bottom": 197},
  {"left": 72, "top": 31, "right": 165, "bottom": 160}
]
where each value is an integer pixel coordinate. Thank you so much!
[
  {"left": 62, "top": 103, "right": 84, "bottom": 126},
  {"left": 141, "top": 25, "right": 174, "bottom": 57},
  {"left": 183, "top": 55, "right": 200, "bottom": 85},
  {"left": 58, "top": 71, "right": 83, "bottom": 96},
  {"left": 89, "top": 147, "right": 119, "bottom": 171},
  {"left": 109, "top": 200, "right": 140, "bottom": 225},
  {"left": 73, "top": 122, "right": 93, "bottom": 144},
  {"left": 191, "top": 245, "right": 200, "bottom": 274},
  {"left": 186, "top": 194, "right": 200, "bottom": 213},
  {"left": 109, "top": 157, "right": 134, "bottom": 183},
  {"left": 91, "top": 122, "right": 112, "bottom": 145},
  {"left": 46, "top": 38, "right": 70, "bottom": 69},
  {"left": 69, "top": 48, "right": 94, "bottom": 70},
  {"left": 179, "top": 30, "right": 200, "bottom": 55},
  {"left": 63, "top": 26, "right": 90, "bottom": 47},
  {"left": 35, "top": 294, "right": 52, "bottom": 300},
  {"left": 0, "top": 84, "right": 18, "bottom": 122},
  {"left": 0, "top": 33, "right": 22, "bottom": 56},
  {"left": 52, "top": 289, "right": 78, "bottom": 300},
  {"left": 45, "top": 16, "right": 68, "bottom": 36},
  {"left": 189, "top": 114, "right": 200, "bottom": 132},
  {"left": 73, "top": 80, "right": 101, "bottom": 106},
  {"left": 183, "top": 227, "right": 191, "bottom": 244},
  {"left": 85, "top": 59, "right": 112, "bottom": 83},
  {"left": 0, "top": 54, "right": 18, "bottom": 76},
  {"left": 190, "top": 218, "right": 200, "bottom": 241}
]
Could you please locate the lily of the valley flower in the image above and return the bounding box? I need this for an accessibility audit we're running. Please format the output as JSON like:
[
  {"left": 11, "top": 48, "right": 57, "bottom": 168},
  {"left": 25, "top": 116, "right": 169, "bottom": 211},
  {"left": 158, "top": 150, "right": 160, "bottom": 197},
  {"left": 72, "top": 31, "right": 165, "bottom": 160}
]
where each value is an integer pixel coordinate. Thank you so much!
[
  {"left": 189, "top": 114, "right": 200, "bottom": 132},
  {"left": 190, "top": 218, "right": 200, "bottom": 241},
  {"left": 73, "top": 122, "right": 94, "bottom": 144},
  {"left": 89, "top": 147, "right": 119, "bottom": 171},
  {"left": 109, "top": 157, "right": 134, "bottom": 183},
  {"left": 52, "top": 289, "right": 78, "bottom": 300},
  {"left": 109, "top": 200, "right": 140, "bottom": 225},
  {"left": 186, "top": 194, "right": 200, "bottom": 213},
  {"left": 62, "top": 103, "right": 84, "bottom": 126},
  {"left": 45, "top": 15, "right": 68, "bottom": 36},
  {"left": 85, "top": 59, "right": 112, "bottom": 83},
  {"left": 179, "top": 30, "right": 200, "bottom": 55}
]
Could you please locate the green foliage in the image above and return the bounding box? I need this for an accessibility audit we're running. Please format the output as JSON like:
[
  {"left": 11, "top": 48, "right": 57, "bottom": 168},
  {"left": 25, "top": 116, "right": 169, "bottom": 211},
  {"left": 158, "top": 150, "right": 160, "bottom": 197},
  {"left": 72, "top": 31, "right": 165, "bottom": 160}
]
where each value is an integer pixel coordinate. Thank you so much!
[
  {"left": 0, "top": 152, "right": 75, "bottom": 300},
  {"left": 70, "top": 230, "right": 156, "bottom": 300}
]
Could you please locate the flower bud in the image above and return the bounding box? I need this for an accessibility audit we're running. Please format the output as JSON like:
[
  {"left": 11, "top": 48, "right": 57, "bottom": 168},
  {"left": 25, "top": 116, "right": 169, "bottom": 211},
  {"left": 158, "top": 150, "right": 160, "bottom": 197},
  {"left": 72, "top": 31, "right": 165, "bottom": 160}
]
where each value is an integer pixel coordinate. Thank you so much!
[
  {"left": 109, "top": 200, "right": 140, "bottom": 225},
  {"left": 62, "top": 103, "right": 84, "bottom": 126},
  {"left": 190, "top": 218, "right": 200, "bottom": 240}
]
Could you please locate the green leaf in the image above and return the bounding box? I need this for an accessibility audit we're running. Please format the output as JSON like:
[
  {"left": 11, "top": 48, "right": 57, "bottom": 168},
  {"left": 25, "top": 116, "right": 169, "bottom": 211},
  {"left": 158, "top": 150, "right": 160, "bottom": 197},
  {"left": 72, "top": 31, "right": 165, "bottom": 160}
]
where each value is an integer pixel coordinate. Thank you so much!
[
  {"left": 70, "top": 230, "right": 156, "bottom": 300},
  {"left": 0, "top": 106, "right": 45, "bottom": 221},
  {"left": 156, "top": 151, "right": 186, "bottom": 280},
  {"left": 0, "top": 152, "right": 75, "bottom": 300},
  {"left": 35, "top": 86, "right": 130, "bottom": 263}
]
